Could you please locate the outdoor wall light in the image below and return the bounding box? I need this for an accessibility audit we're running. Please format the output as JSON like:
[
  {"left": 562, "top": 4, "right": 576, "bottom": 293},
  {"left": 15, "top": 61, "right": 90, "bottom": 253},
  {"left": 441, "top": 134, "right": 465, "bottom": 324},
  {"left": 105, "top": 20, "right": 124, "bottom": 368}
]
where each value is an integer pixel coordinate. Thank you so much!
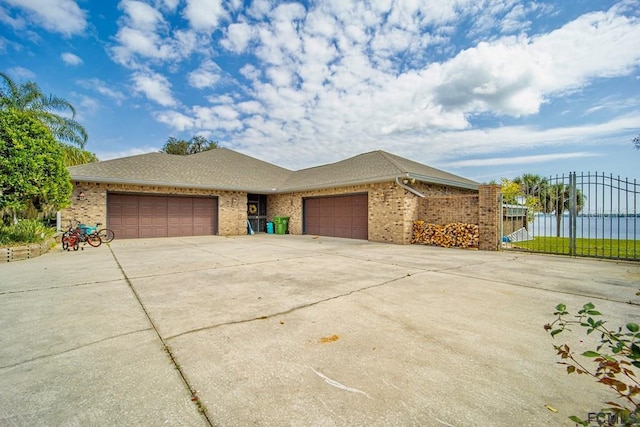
[{"left": 77, "top": 191, "right": 86, "bottom": 200}]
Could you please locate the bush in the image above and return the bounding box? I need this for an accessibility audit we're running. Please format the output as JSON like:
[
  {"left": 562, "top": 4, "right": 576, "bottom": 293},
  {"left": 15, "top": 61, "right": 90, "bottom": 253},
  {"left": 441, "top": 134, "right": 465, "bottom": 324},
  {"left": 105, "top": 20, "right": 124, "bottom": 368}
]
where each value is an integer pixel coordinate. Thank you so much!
[
  {"left": 545, "top": 294, "right": 640, "bottom": 426},
  {"left": 0, "top": 219, "right": 55, "bottom": 246}
]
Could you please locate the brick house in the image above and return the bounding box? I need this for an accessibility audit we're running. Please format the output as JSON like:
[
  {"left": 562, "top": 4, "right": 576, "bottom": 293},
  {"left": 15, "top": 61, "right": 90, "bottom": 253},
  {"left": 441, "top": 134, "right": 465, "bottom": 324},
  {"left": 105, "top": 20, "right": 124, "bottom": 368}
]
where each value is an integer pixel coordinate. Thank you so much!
[{"left": 64, "top": 148, "right": 500, "bottom": 248}]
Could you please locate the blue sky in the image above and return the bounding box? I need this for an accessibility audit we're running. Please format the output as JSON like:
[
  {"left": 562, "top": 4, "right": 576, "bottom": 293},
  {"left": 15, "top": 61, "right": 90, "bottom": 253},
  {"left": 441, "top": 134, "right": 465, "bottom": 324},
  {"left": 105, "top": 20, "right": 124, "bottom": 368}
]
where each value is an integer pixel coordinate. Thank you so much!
[{"left": 1, "top": 0, "right": 639, "bottom": 182}]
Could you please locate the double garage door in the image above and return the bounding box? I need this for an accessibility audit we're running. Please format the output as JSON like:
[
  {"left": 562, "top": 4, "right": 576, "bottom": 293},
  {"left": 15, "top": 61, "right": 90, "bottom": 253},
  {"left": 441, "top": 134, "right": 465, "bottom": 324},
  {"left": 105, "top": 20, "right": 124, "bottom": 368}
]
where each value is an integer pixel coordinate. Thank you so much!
[
  {"left": 107, "top": 194, "right": 218, "bottom": 239},
  {"left": 304, "top": 194, "right": 368, "bottom": 240}
]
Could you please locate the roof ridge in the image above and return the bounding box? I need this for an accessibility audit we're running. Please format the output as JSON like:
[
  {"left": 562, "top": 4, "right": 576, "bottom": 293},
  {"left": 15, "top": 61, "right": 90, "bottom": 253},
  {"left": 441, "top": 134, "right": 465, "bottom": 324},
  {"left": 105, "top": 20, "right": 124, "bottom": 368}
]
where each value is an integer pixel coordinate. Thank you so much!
[{"left": 377, "top": 150, "right": 409, "bottom": 174}]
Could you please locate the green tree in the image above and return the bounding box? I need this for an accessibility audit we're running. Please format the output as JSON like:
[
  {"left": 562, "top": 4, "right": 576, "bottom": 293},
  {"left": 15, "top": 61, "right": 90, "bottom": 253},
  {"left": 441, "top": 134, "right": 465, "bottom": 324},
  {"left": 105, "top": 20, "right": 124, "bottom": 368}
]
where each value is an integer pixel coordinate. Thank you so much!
[
  {"left": 0, "top": 110, "right": 72, "bottom": 221},
  {"left": 514, "top": 173, "right": 547, "bottom": 197},
  {"left": 161, "top": 135, "right": 218, "bottom": 155},
  {"left": 0, "top": 71, "right": 88, "bottom": 148},
  {"left": 500, "top": 178, "right": 523, "bottom": 204},
  {"left": 501, "top": 177, "right": 540, "bottom": 222},
  {"left": 541, "top": 183, "right": 585, "bottom": 237},
  {"left": 61, "top": 144, "right": 99, "bottom": 166}
]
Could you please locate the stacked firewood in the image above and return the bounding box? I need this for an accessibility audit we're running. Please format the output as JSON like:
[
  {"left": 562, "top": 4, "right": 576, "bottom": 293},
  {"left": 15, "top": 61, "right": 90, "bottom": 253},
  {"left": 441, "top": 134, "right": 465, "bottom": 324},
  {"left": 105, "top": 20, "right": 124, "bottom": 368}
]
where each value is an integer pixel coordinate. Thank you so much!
[{"left": 411, "top": 220, "right": 479, "bottom": 248}]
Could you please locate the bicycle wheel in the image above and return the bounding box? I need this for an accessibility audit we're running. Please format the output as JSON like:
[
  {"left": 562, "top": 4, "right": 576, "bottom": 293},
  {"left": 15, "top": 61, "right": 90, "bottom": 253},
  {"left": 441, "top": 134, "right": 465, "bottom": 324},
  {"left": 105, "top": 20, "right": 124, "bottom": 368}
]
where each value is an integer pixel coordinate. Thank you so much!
[
  {"left": 87, "top": 233, "right": 102, "bottom": 247},
  {"left": 97, "top": 228, "right": 115, "bottom": 243}
]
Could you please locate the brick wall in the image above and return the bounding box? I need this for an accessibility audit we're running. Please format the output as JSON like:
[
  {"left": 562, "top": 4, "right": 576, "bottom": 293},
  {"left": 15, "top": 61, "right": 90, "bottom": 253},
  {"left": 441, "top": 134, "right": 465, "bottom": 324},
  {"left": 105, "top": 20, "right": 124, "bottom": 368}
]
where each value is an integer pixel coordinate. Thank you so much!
[
  {"left": 267, "top": 181, "right": 475, "bottom": 244},
  {"left": 63, "top": 180, "right": 496, "bottom": 247},
  {"left": 267, "top": 183, "right": 406, "bottom": 243},
  {"left": 478, "top": 184, "right": 501, "bottom": 251},
  {"left": 419, "top": 194, "right": 479, "bottom": 225},
  {"left": 412, "top": 184, "right": 501, "bottom": 251},
  {"left": 63, "top": 182, "right": 248, "bottom": 236}
]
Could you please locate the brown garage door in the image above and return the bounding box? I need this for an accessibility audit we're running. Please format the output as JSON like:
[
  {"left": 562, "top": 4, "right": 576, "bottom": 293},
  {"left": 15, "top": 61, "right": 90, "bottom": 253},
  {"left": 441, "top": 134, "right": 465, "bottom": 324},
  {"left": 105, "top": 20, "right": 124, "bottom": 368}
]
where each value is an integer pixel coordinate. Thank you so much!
[
  {"left": 304, "top": 194, "right": 368, "bottom": 239},
  {"left": 107, "top": 194, "right": 217, "bottom": 239}
]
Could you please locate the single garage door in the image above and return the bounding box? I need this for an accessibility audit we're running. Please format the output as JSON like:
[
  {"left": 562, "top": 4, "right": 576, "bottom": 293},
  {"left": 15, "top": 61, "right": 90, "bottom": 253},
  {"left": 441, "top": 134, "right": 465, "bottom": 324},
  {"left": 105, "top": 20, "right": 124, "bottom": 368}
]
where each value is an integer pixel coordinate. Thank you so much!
[
  {"left": 107, "top": 194, "right": 218, "bottom": 239},
  {"left": 304, "top": 194, "right": 368, "bottom": 239}
]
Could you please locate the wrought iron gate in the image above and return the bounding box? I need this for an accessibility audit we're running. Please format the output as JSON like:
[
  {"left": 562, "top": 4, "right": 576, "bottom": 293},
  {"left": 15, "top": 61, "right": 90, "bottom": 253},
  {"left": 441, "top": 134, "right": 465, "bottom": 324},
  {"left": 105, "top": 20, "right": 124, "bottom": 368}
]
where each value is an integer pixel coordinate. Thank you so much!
[{"left": 501, "top": 172, "right": 639, "bottom": 261}]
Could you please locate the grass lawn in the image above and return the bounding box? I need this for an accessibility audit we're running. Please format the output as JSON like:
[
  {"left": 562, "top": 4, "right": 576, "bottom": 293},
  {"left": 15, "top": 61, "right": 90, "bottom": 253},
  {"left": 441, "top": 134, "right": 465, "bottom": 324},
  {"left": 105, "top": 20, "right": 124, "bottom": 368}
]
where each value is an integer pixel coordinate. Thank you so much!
[{"left": 511, "top": 236, "right": 640, "bottom": 260}]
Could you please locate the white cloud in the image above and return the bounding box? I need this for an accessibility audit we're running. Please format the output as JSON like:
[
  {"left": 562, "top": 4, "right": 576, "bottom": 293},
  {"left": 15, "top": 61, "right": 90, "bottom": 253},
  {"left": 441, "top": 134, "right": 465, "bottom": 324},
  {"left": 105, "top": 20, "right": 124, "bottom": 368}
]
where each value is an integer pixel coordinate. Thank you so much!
[
  {"left": 96, "top": 146, "right": 160, "bottom": 161},
  {"left": 111, "top": 0, "right": 201, "bottom": 68},
  {"left": 447, "top": 152, "right": 602, "bottom": 167},
  {"left": 61, "top": 52, "right": 82, "bottom": 65},
  {"left": 246, "top": 0, "right": 272, "bottom": 19},
  {"left": 237, "top": 100, "right": 262, "bottom": 114},
  {"left": 1, "top": 0, "right": 87, "bottom": 36},
  {"left": 5, "top": 66, "right": 35, "bottom": 80},
  {"left": 221, "top": 22, "right": 254, "bottom": 53},
  {"left": 77, "top": 78, "right": 127, "bottom": 104},
  {"left": 131, "top": 71, "right": 176, "bottom": 107},
  {"left": 193, "top": 105, "right": 242, "bottom": 130},
  {"left": 76, "top": 94, "right": 100, "bottom": 116},
  {"left": 187, "top": 60, "right": 222, "bottom": 89},
  {"left": 120, "top": 0, "right": 164, "bottom": 31},
  {"left": 432, "top": 114, "right": 640, "bottom": 161},
  {"left": 157, "top": 0, "right": 180, "bottom": 12},
  {"left": 239, "top": 64, "right": 261, "bottom": 81},
  {"left": 531, "top": 9, "right": 640, "bottom": 92},
  {"left": 154, "top": 110, "right": 195, "bottom": 131},
  {"left": 183, "top": 0, "right": 226, "bottom": 31},
  {"left": 141, "top": 1, "right": 640, "bottom": 173}
]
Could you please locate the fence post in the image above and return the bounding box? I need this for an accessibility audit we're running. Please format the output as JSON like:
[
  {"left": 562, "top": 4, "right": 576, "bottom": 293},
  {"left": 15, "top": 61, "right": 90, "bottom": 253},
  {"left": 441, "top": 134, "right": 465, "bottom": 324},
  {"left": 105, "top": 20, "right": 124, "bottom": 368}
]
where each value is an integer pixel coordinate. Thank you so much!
[
  {"left": 569, "top": 172, "right": 577, "bottom": 257},
  {"left": 478, "top": 184, "right": 501, "bottom": 251}
]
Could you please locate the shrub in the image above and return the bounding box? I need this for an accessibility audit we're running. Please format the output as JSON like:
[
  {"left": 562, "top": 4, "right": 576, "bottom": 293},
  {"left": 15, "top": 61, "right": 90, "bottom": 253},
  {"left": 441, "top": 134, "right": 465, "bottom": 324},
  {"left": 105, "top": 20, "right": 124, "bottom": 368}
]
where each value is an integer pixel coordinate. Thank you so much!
[
  {"left": 0, "top": 219, "right": 55, "bottom": 246},
  {"left": 545, "top": 294, "right": 640, "bottom": 426}
]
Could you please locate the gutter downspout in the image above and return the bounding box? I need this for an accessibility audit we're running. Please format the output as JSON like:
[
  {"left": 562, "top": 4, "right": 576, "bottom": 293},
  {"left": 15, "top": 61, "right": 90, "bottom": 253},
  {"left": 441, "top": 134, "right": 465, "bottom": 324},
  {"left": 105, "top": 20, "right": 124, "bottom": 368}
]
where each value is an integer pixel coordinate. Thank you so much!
[{"left": 396, "top": 176, "right": 425, "bottom": 198}]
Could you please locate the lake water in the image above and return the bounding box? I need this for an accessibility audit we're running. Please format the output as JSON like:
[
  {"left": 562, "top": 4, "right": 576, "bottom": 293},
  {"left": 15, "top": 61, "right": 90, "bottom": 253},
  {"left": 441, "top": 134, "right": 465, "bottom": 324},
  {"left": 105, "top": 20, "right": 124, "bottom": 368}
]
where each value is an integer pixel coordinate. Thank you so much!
[{"left": 529, "top": 214, "right": 640, "bottom": 240}]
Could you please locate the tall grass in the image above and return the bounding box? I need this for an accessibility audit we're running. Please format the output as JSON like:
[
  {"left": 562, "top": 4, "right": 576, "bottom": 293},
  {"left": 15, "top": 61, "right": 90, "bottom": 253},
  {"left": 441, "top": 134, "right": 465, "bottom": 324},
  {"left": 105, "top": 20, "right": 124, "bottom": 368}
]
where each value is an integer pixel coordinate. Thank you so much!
[{"left": 0, "top": 219, "right": 55, "bottom": 246}]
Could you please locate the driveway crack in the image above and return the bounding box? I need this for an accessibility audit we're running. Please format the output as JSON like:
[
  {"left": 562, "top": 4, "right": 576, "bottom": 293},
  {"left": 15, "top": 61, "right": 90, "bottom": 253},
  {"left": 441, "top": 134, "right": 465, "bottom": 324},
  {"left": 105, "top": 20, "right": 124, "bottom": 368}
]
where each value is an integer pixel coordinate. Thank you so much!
[
  {"left": 108, "top": 246, "right": 215, "bottom": 427},
  {"left": 0, "top": 328, "right": 151, "bottom": 370},
  {"left": 165, "top": 272, "right": 413, "bottom": 340}
]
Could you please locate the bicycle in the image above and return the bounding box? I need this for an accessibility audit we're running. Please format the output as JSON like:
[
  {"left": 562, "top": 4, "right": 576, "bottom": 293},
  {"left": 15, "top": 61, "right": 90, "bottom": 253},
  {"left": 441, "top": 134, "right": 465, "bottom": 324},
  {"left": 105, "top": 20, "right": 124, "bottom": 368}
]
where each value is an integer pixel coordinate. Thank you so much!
[
  {"left": 76, "top": 220, "right": 115, "bottom": 244},
  {"left": 61, "top": 223, "right": 81, "bottom": 251},
  {"left": 64, "top": 220, "right": 101, "bottom": 248}
]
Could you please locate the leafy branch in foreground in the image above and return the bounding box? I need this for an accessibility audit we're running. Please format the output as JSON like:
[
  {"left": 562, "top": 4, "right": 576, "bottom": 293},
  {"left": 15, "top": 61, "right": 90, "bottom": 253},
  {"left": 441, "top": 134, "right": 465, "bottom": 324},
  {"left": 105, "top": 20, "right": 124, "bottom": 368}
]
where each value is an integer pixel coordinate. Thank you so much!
[{"left": 544, "top": 293, "right": 640, "bottom": 426}]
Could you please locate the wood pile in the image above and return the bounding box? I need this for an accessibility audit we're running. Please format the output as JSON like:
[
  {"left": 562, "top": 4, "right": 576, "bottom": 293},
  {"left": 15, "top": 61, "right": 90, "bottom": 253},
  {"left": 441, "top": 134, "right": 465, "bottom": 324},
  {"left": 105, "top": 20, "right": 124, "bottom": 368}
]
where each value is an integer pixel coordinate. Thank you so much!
[{"left": 411, "top": 220, "right": 479, "bottom": 248}]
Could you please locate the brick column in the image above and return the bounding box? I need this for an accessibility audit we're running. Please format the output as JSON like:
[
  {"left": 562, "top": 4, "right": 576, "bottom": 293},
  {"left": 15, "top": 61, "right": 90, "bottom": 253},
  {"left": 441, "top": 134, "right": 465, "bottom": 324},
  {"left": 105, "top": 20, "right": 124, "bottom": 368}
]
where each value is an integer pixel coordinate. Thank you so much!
[{"left": 478, "top": 184, "right": 501, "bottom": 251}]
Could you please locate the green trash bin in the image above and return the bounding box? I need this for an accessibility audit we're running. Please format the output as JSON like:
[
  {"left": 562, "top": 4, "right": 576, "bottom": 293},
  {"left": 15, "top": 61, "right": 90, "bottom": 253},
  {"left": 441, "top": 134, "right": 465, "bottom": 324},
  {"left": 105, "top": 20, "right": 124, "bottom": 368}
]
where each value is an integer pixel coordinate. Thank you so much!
[{"left": 273, "top": 216, "right": 289, "bottom": 235}]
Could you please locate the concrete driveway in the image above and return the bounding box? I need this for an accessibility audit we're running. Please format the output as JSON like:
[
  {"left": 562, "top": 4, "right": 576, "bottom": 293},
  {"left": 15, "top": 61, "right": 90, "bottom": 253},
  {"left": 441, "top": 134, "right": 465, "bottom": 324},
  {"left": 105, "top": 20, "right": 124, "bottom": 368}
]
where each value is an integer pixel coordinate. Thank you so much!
[{"left": 1, "top": 235, "right": 639, "bottom": 426}]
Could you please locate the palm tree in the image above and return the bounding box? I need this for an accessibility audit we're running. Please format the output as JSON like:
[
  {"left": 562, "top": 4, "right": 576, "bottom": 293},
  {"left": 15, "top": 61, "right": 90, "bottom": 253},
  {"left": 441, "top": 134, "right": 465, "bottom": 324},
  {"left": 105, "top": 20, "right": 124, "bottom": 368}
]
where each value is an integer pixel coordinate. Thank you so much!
[
  {"left": 0, "top": 71, "right": 88, "bottom": 148},
  {"left": 514, "top": 173, "right": 547, "bottom": 198},
  {"left": 61, "top": 144, "right": 98, "bottom": 166},
  {"left": 541, "top": 183, "right": 585, "bottom": 237}
]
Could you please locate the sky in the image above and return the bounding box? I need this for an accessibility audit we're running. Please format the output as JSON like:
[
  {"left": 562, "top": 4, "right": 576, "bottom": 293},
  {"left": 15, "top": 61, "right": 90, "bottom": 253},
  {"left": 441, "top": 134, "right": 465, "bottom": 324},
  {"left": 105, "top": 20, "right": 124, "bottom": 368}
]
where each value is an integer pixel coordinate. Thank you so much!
[{"left": 1, "top": 0, "right": 639, "bottom": 183}]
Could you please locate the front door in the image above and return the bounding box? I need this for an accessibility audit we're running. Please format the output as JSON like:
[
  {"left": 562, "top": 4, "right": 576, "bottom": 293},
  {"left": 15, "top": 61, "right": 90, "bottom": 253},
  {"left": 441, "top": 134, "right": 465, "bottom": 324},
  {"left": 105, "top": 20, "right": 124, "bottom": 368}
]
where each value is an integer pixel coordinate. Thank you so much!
[{"left": 247, "top": 194, "right": 267, "bottom": 233}]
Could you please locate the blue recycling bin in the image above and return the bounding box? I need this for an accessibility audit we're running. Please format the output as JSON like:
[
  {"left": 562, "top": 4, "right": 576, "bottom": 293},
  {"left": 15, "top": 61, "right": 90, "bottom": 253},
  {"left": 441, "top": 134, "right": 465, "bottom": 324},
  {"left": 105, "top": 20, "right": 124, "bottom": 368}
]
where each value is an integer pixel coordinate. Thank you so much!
[{"left": 266, "top": 222, "right": 274, "bottom": 234}]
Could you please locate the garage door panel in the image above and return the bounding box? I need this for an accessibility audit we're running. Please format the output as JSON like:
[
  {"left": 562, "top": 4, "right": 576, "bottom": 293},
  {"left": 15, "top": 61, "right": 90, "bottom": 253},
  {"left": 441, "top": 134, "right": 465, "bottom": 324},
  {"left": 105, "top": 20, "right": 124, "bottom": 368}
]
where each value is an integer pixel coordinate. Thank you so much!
[
  {"left": 334, "top": 227, "right": 353, "bottom": 238},
  {"left": 193, "top": 199, "right": 216, "bottom": 235},
  {"left": 108, "top": 194, "right": 217, "bottom": 239},
  {"left": 334, "top": 215, "right": 352, "bottom": 227},
  {"left": 304, "top": 194, "right": 368, "bottom": 240},
  {"left": 351, "top": 226, "right": 368, "bottom": 240}
]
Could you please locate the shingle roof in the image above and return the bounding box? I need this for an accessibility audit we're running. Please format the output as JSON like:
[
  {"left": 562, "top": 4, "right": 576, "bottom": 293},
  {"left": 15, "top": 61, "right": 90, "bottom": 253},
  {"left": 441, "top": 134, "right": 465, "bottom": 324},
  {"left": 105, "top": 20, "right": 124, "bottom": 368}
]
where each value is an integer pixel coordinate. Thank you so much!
[
  {"left": 68, "top": 148, "right": 478, "bottom": 192},
  {"left": 280, "top": 150, "right": 478, "bottom": 190},
  {"left": 67, "top": 148, "right": 292, "bottom": 192}
]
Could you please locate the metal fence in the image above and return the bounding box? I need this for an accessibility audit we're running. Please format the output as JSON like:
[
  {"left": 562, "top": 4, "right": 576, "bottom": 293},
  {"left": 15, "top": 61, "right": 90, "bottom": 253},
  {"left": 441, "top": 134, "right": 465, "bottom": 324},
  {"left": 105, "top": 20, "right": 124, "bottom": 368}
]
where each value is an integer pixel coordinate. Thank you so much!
[{"left": 501, "top": 172, "right": 639, "bottom": 261}]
